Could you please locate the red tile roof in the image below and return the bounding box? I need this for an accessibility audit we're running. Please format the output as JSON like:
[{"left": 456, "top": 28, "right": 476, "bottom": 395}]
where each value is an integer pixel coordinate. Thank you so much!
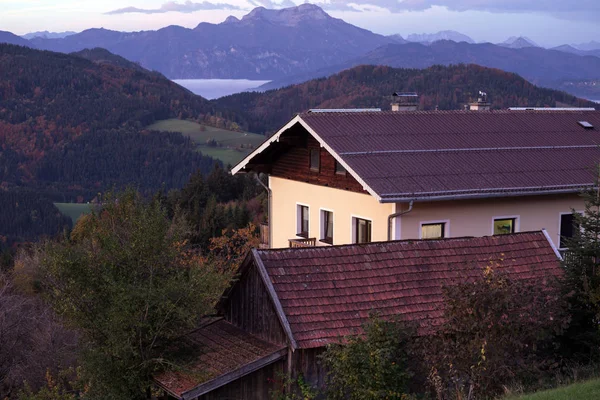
[
  {"left": 236, "top": 110, "right": 600, "bottom": 201},
  {"left": 155, "top": 318, "right": 286, "bottom": 399},
  {"left": 255, "top": 231, "right": 562, "bottom": 349}
]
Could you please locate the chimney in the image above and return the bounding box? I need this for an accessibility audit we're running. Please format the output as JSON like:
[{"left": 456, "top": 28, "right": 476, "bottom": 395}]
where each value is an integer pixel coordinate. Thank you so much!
[
  {"left": 391, "top": 92, "right": 419, "bottom": 112},
  {"left": 469, "top": 91, "right": 490, "bottom": 111}
]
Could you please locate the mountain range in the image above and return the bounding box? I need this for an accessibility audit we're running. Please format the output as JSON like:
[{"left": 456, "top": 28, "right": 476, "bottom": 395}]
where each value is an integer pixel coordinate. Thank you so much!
[
  {"left": 406, "top": 31, "right": 474, "bottom": 44},
  {"left": 21, "top": 30, "right": 76, "bottom": 40},
  {"left": 1, "top": 4, "right": 599, "bottom": 99},
  {"left": 22, "top": 4, "right": 394, "bottom": 80},
  {"left": 259, "top": 40, "right": 600, "bottom": 99}
]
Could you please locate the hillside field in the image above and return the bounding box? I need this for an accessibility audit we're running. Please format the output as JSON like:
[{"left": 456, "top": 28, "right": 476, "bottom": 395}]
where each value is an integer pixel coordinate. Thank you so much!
[
  {"left": 147, "top": 119, "right": 266, "bottom": 166},
  {"left": 507, "top": 379, "right": 600, "bottom": 400}
]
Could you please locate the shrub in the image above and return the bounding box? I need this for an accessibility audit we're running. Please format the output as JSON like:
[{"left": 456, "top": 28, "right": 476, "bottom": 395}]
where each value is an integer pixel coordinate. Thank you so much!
[
  {"left": 321, "top": 317, "right": 416, "bottom": 400},
  {"left": 424, "top": 266, "right": 569, "bottom": 399}
]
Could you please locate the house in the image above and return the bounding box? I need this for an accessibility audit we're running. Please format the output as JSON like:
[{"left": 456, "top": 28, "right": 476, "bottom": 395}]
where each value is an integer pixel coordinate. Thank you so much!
[
  {"left": 155, "top": 231, "right": 563, "bottom": 399},
  {"left": 231, "top": 109, "right": 600, "bottom": 250}
]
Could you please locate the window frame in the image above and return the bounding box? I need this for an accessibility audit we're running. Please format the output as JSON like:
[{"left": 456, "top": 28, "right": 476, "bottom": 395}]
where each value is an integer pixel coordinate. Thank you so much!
[
  {"left": 320, "top": 208, "right": 334, "bottom": 245},
  {"left": 296, "top": 203, "right": 310, "bottom": 238},
  {"left": 558, "top": 211, "right": 583, "bottom": 250},
  {"left": 309, "top": 148, "right": 320, "bottom": 172},
  {"left": 419, "top": 220, "right": 449, "bottom": 239},
  {"left": 335, "top": 161, "right": 347, "bottom": 176},
  {"left": 351, "top": 215, "right": 373, "bottom": 244},
  {"left": 491, "top": 215, "right": 520, "bottom": 236}
]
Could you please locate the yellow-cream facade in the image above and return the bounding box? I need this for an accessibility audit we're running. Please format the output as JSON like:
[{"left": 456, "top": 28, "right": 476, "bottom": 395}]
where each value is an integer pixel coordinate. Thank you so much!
[{"left": 269, "top": 176, "right": 583, "bottom": 249}]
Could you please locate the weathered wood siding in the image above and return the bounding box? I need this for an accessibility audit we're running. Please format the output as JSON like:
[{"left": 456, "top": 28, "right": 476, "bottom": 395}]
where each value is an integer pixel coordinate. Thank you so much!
[
  {"left": 223, "top": 264, "right": 288, "bottom": 346},
  {"left": 196, "top": 360, "right": 285, "bottom": 400},
  {"left": 290, "top": 348, "right": 328, "bottom": 398},
  {"left": 271, "top": 135, "right": 366, "bottom": 194}
]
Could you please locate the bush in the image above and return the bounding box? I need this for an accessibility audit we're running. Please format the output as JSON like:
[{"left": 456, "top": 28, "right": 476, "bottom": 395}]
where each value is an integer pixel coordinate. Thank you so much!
[
  {"left": 424, "top": 266, "right": 569, "bottom": 399},
  {"left": 321, "top": 317, "right": 416, "bottom": 400}
]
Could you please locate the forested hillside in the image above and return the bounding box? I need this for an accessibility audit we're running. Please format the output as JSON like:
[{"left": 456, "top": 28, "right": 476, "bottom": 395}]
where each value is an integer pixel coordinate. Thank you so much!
[
  {"left": 0, "top": 44, "right": 240, "bottom": 197},
  {"left": 213, "top": 64, "right": 597, "bottom": 134},
  {"left": 0, "top": 44, "right": 240, "bottom": 246}
]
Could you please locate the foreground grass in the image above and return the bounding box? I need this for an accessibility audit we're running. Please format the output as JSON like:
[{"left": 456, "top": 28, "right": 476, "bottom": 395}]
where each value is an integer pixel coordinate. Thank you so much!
[
  {"left": 147, "top": 119, "right": 265, "bottom": 165},
  {"left": 507, "top": 378, "right": 600, "bottom": 400},
  {"left": 54, "top": 203, "right": 94, "bottom": 224}
]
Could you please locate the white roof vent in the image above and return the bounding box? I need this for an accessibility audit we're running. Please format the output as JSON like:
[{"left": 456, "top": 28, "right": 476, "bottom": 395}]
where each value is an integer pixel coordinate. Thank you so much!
[{"left": 578, "top": 121, "right": 594, "bottom": 129}]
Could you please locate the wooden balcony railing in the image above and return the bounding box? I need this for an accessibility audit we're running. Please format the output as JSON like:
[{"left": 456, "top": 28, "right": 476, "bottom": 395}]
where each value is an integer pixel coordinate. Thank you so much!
[
  {"left": 259, "top": 223, "right": 269, "bottom": 249},
  {"left": 289, "top": 238, "right": 317, "bottom": 248}
]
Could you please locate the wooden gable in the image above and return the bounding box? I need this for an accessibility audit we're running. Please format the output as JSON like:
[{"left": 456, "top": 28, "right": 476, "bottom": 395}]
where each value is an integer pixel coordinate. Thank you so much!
[{"left": 220, "top": 254, "right": 289, "bottom": 347}]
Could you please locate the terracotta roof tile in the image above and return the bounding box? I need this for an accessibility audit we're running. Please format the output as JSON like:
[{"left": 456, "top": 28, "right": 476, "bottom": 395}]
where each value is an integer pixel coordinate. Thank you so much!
[
  {"left": 256, "top": 232, "right": 561, "bottom": 349},
  {"left": 155, "top": 319, "right": 286, "bottom": 398}
]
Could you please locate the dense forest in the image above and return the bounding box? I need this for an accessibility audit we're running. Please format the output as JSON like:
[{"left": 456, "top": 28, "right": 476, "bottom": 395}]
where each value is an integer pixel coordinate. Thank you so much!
[
  {"left": 213, "top": 64, "right": 598, "bottom": 134},
  {"left": 0, "top": 44, "right": 244, "bottom": 246},
  {"left": 0, "top": 44, "right": 241, "bottom": 195},
  {"left": 0, "top": 192, "right": 72, "bottom": 246}
]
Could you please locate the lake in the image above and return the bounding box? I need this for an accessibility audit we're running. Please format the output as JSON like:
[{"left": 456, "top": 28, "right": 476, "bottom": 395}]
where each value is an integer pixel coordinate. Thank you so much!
[{"left": 173, "top": 79, "right": 270, "bottom": 100}]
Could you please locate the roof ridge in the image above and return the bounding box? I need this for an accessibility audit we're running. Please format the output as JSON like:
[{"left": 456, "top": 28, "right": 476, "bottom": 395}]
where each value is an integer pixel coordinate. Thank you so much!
[{"left": 256, "top": 231, "right": 546, "bottom": 254}]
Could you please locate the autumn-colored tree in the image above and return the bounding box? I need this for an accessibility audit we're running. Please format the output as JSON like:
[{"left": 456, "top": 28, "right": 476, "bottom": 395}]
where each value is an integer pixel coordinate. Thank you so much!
[{"left": 39, "top": 190, "right": 227, "bottom": 400}]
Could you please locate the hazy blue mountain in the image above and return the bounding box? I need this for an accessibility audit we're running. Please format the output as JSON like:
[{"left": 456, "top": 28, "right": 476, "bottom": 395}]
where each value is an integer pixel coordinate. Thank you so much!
[
  {"left": 30, "top": 4, "right": 394, "bottom": 79},
  {"left": 550, "top": 44, "right": 600, "bottom": 58},
  {"left": 574, "top": 41, "right": 600, "bottom": 51},
  {"left": 259, "top": 40, "right": 600, "bottom": 99},
  {"left": 499, "top": 36, "right": 539, "bottom": 48},
  {"left": 22, "top": 31, "right": 76, "bottom": 39},
  {"left": 0, "top": 31, "right": 32, "bottom": 47},
  {"left": 406, "top": 30, "right": 474, "bottom": 44}
]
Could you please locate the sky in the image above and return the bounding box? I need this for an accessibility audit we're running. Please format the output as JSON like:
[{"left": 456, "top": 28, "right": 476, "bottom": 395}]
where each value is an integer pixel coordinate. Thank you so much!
[{"left": 1, "top": 0, "right": 599, "bottom": 47}]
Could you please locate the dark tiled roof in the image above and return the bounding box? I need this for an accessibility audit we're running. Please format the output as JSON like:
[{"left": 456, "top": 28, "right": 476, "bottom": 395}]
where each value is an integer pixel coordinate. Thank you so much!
[
  {"left": 256, "top": 231, "right": 561, "bottom": 349},
  {"left": 299, "top": 110, "right": 600, "bottom": 201},
  {"left": 155, "top": 318, "right": 286, "bottom": 399}
]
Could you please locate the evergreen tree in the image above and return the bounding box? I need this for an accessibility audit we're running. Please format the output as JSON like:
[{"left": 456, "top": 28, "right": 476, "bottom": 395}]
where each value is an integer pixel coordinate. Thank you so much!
[{"left": 562, "top": 176, "right": 600, "bottom": 359}]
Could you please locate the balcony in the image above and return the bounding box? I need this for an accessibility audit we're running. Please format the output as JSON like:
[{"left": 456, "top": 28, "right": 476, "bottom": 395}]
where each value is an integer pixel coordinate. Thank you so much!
[{"left": 289, "top": 238, "right": 317, "bottom": 248}]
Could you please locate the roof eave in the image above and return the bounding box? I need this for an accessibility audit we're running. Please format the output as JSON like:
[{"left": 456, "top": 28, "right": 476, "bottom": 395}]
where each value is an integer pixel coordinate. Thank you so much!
[
  {"left": 178, "top": 347, "right": 288, "bottom": 400},
  {"left": 379, "top": 187, "right": 590, "bottom": 203}
]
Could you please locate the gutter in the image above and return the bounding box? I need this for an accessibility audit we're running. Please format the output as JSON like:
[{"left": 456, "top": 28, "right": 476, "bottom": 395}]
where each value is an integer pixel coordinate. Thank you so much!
[
  {"left": 387, "top": 200, "right": 414, "bottom": 241},
  {"left": 255, "top": 173, "right": 273, "bottom": 248}
]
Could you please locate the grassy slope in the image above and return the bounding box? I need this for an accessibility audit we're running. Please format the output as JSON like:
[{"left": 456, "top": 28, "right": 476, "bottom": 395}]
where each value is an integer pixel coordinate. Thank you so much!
[
  {"left": 54, "top": 203, "right": 94, "bottom": 224},
  {"left": 508, "top": 379, "right": 600, "bottom": 400},
  {"left": 147, "top": 119, "right": 265, "bottom": 166}
]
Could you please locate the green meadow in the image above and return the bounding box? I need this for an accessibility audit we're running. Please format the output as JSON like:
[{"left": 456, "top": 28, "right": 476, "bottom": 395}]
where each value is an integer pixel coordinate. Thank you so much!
[
  {"left": 147, "top": 119, "right": 265, "bottom": 166},
  {"left": 54, "top": 203, "right": 94, "bottom": 224}
]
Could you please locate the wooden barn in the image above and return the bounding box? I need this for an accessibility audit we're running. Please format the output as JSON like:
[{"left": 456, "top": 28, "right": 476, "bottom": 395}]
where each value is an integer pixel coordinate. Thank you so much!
[{"left": 155, "top": 230, "right": 563, "bottom": 400}]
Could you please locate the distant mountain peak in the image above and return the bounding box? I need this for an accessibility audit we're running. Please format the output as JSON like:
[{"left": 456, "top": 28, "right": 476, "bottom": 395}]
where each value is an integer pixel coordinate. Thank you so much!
[
  {"left": 223, "top": 15, "right": 239, "bottom": 24},
  {"left": 406, "top": 30, "right": 474, "bottom": 44},
  {"left": 240, "top": 4, "right": 331, "bottom": 26},
  {"left": 22, "top": 30, "right": 76, "bottom": 40},
  {"left": 500, "top": 36, "right": 539, "bottom": 48}
]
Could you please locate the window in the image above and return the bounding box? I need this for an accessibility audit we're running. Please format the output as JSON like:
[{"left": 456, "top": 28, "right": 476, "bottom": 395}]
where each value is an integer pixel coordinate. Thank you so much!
[
  {"left": 297, "top": 205, "right": 309, "bottom": 238},
  {"left": 310, "top": 149, "right": 320, "bottom": 171},
  {"left": 493, "top": 218, "right": 516, "bottom": 235},
  {"left": 559, "top": 213, "right": 579, "bottom": 249},
  {"left": 321, "top": 210, "right": 334, "bottom": 244},
  {"left": 353, "top": 217, "right": 372, "bottom": 244},
  {"left": 421, "top": 223, "right": 445, "bottom": 239},
  {"left": 335, "top": 161, "right": 347, "bottom": 175}
]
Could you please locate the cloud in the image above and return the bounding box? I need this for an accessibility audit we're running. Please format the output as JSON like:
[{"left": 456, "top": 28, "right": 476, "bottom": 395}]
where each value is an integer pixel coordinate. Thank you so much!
[
  {"left": 314, "top": 0, "right": 600, "bottom": 21},
  {"left": 248, "top": 0, "right": 297, "bottom": 8},
  {"left": 105, "top": 1, "right": 242, "bottom": 15}
]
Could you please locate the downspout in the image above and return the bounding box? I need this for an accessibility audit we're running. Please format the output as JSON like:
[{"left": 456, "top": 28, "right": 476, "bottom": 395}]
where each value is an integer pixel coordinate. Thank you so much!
[
  {"left": 387, "top": 200, "right": 414, "bottom": 241},
  {"left": 255, "top": 173, "right": 273, "bottom": 248}
]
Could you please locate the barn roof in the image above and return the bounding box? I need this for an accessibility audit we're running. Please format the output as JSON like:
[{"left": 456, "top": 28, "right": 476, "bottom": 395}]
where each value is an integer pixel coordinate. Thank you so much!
[
  {"left": 252, "top": 231, "right": 562, "bottom": 349},
  {"left": 232, "top": 110, "right": 600, "bottom": 202},
  {"left": 155, "top": 318, "right": 286, "bottom": 400}
]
